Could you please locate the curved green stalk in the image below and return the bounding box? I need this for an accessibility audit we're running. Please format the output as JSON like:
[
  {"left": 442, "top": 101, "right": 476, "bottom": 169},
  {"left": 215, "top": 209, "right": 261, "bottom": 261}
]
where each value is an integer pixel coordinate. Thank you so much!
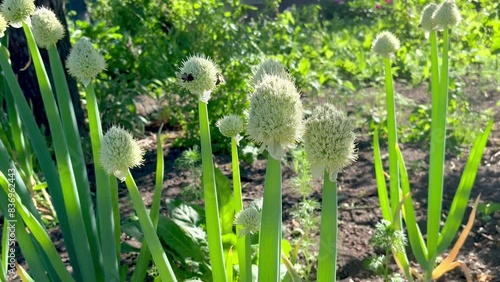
[
  {"left": 47, "top": 45, "right": 104, "bottom": 280},
  {"left": 198, "top": 100, "right": 227, "bottom": 282},
  {"left": 231, "top": 137, "right": 251, "bottom": 282},
  {"left": 395, "top": 146, "right": 428, "bottom": 266},
  {"left": 131, "top": 125, "right": 165, "bottom": 282},
  {"left": 124, "top": 171, "right": 177, "bottom": 282},
  {"left": 317, "top": 171, "right": 338, "bottom": 282},
  {"left": 426, "top": 27, "right": 450, "bottom": 273},
  {"left": 23, "top": 22, "right": 95, "bottom": 281},
  {"left": 258, "top": 155, "right": 282, "bottom": 281},
  {"left": 85, "top": 83, "right": 119, "bottom": 281}
]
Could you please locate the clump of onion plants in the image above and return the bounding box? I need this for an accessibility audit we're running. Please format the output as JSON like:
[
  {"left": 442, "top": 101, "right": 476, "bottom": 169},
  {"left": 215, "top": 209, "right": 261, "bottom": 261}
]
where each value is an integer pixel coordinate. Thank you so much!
[{"left": 372, "top": 1, "right": 493, "bottom": 281}]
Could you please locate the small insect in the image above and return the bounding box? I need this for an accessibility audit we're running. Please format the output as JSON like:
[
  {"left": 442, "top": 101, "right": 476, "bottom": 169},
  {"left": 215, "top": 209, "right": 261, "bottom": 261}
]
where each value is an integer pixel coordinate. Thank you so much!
[
  {"left": 181, "top": 72, "right": 194, "bottom": 82},
  {"left": 215, "top": 72, "right": 224, "bottom": 85}
]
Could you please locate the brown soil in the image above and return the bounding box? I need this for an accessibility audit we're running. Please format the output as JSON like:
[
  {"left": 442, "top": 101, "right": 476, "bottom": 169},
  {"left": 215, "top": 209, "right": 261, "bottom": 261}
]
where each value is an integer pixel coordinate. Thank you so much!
[{"left": 122, "top": 82, "right": 500, "bottom": 281}]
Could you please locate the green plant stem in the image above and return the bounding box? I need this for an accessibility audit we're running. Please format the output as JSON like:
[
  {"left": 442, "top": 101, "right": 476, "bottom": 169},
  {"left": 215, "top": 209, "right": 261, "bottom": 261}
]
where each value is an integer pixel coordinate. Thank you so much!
[
  {"left": 124, "top": 171, "right": 177, "bottom": 282},
  {"left": 109, "top": 176, "right": 121, "bottom": 264},
  {"left": 317, "top": 171, "right": 338, "bottom": 282},
  {"left": 131, "top": 126, "right": 165, "bottom": 282},
  {"left": 198, "top": 100, "right": 227, "bottom": 282},
  {"left": 383, "top": 57, "right": 400, "bottom": 220},
  {"left": 85, "top": 83, "right": 119, "bottom": 281},
  {"left": 47, "top": 45, "right": 104, "bottom": 279},
  {"left": 23, "top": 22, "right": 96, "bottom": 281},
  {"left": 383, "top": 56, "right": 413, "bottom": 281},
  {"left": 426, "top": 27, "right": 450, "bottom": 274},
  {"left": 258, "top": 155, "right": 282, "bottom": 281},
  {"left": 231, "top": 137, "right": 251, "bottom": 282}
]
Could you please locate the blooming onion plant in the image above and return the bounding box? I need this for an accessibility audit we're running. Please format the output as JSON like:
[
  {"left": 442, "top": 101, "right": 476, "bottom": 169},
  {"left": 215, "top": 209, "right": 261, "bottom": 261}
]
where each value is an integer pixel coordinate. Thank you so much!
[{"left": 372, "top": 1, "right": 493, "bottom": 281}]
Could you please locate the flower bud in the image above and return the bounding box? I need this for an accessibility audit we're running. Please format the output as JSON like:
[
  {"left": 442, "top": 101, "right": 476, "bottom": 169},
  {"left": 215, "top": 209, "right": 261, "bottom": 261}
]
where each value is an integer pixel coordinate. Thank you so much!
[
  {"left": 0, "top": 15, "right": 7, "bottom": 37},
  {"left": 216, "top": 114, "right": 244, "bottom": 144},
  {"left": 246, "top": 75, "right": 303, "bottom": 160},
  {"left": 303, "top": 103, "right": 357, "bottom": 181},
  {"left": 234, "top": 207, "right": 261, "bottom": 237},
  {"left": 433, "top": 0, "right": 461, "bottom": 29},
  {"left": 177, "top": 55, "right": 223, "bottom": 102},
  {"left": 1, "top": 0, "right": 35, "bottom": 28},
  {"left": 372, "top": 31, "right": 400, "bottom": 58},
  {"left": 100, "top": 126, "right": 144, "bottom": 181},
  {"left": 66, "top": 37, "right": 106, "bottom": 86},
  {"left": 31, "top": 7, "right": 64, "bottom": 49},
  {"left": 251, "top": 59, "right": 290, "bottom": 86},
  {"left": 419, "top": 3, "right": 438, "bottom": 32}
]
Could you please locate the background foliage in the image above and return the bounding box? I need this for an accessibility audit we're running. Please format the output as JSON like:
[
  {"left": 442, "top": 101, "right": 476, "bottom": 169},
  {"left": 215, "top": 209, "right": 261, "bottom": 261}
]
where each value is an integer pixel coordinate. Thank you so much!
[{"left": 71, "top": 0, "right": 499, "bottom": 149}]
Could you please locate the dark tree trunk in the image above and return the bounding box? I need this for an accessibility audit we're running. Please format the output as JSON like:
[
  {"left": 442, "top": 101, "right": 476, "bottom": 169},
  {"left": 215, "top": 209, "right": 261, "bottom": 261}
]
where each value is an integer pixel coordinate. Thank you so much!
[{"left": 7, "top": 0, "right": 87, "bottom": 136}]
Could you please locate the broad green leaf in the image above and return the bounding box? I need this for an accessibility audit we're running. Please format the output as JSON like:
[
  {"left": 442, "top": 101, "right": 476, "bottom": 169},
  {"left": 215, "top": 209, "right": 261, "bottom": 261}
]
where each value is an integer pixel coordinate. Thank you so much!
[
  {"left": 157, "top": 215, "right": 207, "bottom": 262},
  {"left": 169, "top": 202, "right": 202, "bottom": 228}
]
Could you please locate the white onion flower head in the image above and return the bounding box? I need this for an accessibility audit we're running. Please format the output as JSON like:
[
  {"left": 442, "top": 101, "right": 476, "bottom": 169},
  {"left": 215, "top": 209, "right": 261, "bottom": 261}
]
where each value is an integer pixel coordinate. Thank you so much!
[
  {"left": 433, "top": 0, "right": 461, "bottom": 29},
  {"left": 372, "top": 31, "right": 400, "bottom": 58},
  {"left": 177, "top": 55, "right": 223, "bottom": 103},
  {"left": 419, "top": 3, "right": 438, "bottom": 32},
  {"left": 100, "top": 126, "right": 144, "bottom": 181},
  {"left": 216, "top": 114, "right": 244, "bottom": 144},
  {"left": 1, "top": 0, "right": 35, "bottom": 28},
  {"left": 234, "top": 207, "right": 261, "bottom": 237},
  {"left": 66, "top": 37, "right": 106, "bottom": 86},
  {"left": 251, "top": 58, "right": 290, "bottom": 86},
  {"left": 303, "top": 103, "right": 357, "bottom": 181},
  {"left": 246, "top": 75, "right": 303, "bottom": 160},
  {"left": 0, "top": 15, "right": 7, "bottom": 37},
  {"left": 31, "top": 7, "right": 64, "bottom": 49}
]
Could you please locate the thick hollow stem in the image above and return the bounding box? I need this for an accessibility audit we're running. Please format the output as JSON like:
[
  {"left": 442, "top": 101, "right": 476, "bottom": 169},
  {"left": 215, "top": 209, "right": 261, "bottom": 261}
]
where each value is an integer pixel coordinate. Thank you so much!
[
  {"left": 426, "top": 27, "right": 449, "bottom": 271},
  {"left": 317, "top": 171, "right": 338, "bottom": 282},
  {"left": 198, "top": 100, "right": 227, "bottom": 282},
  {"left": 383, "top": 57, "right": 400, "bottom": 220},
  {"left": 258, "top": 155, "right": 282, "bottom": 281}
]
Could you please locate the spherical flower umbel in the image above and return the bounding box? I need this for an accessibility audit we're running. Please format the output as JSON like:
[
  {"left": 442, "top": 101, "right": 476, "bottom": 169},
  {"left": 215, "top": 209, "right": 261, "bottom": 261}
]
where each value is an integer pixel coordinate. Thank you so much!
[
  {"left": 99, "top": 126, "right": 144, "bottom": 181},
  {"left": 177, "top": 55, "right": 223, "bottom": 103},
  {"left": 303, "top": 103, "right": 357, "bottom": 181},
  {"left": 433, "top": 0, "right": 461, "bottom": 29},
  {"left": 216, "top": 114, "right": 244, "bottom": 144},
  {"left": 246, "top": 75, "right": 303, "bottom": 160},
  {"left": 0, "top": 15, "right": 7, "bottom": 38},
  {"left": 1, "top": 0, "right": 35, "bottom": 28},
  {"left": 251, "top": 58, "right": 290, "bottom": 86},
  {"left": 31, "top": 7, "right": 64, "bottom": 49},
  {"left": 372, "top": 31, "right": 400, "bottom": 57},
  {"left": 234, "top": 207, "right": 261, "bottom": 237},
  {"left": 419, "top": 3, "right": 438, "bottom": 32},
  {"left": 66, "top": 37, "right": 106, "bottom": 86}
]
